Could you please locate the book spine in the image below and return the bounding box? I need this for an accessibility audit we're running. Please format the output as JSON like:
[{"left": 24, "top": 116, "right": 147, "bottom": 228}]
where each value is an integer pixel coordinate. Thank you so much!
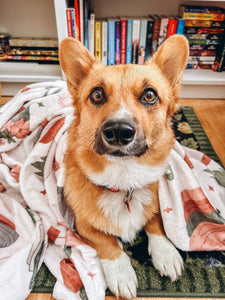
[
  {"left": 183, "top": 6, "right": 224, "bottom": 14},
  {"left": 138, "top": 19, "right": 148, "bottom": 65},
  {"left": 158, "top": 17, "right": 169, "bottom": 46},
  {"left": 145, "top": 19, "right": 154, "bottom": 60},
  {"left": 151, "top": 17, "right": 160, "bottom": 54},
  {"left": 213, "top": 29, "right": 225, "bottom": 72},
  {"left": 66, "top": 9, "right": 73, "bottom": 37},
  {"left": 189, "top": 49, "right": 216, "bottom": 56},
  {"left": 95, "top": 21, "right": 102, "bottom": 61},
  {"left": 102, "top": 21, "right": 108, "bottom": 66},
  {"left": 185, "top": 20, "right": 223, "bottom": 27},
  {"left": 176, "top": 19, "right": 185, "bottom": 34},
  {"left": 166, "top": 18, "right": 178, "bottom": 38},
  {"left": 182, "top": 12, "right": 225, "bottom": 21},
  {"left": 9, "top": 38, "right": 58, "bottom": 48},
  {"left": 88, "top": 13, "right": 95, "bottom": 56},
  {"left": 74, "top": 0, "right": 81, "bottom": 41},
  {"left": 187, "top": 34, "right": 220, "bottom": 40},
  {"left": 120, "top": 20, "right": 127, "bottom": 64},
  {"left": 84, "top": 0, "right": 89, "bottom": 48},
  {"left": 70, "top": 8, "right": 76, "bottom": 38},
  {"left": 189, "top": 56, "right": 215, "bottom": 61},
  {"left": 126, "top": 20, "right": 133, "bottom": 64},
  {"left": 188, "top": 39, "right": 220, "bottom": 45},
  {"left": 108, "top": 20, "right": 115, "bottom": 65},
  {"left": 184, "top": 27, "right": 224, "bottom": 34},
  {"left": 132, "top": 20, "right": 140, "bottom": 64},
  {"left": 79, "top": 0, "right": 84, "bottom": 44},
  {"left": 115, "top": 21, "right": 121, "bottom": 64},
  {"left": 189, "top": 44, "right": 217, "bottom": 51}
]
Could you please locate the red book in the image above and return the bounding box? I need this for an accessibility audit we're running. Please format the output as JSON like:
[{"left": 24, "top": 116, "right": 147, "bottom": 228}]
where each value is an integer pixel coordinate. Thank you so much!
[
  {"left": 166, "top": 18, "right": 178, "bottom": 38},
  {"left": 74, "top": 0, "right": 81, "bottom": 41},
  {"left": 120, "top": 19, "right": 127, "bottom": 64},
  {"left": 66, "top": 9, "right": 73, "bottom": 37}
]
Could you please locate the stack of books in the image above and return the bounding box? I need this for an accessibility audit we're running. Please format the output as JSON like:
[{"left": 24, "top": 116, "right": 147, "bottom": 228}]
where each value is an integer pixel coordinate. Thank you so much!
[
  {"left": 179, "top": 5, "right": 225, "bottom": 71},
  {"left": 0, "top": 38, "right": 59, "bottom": 64}
]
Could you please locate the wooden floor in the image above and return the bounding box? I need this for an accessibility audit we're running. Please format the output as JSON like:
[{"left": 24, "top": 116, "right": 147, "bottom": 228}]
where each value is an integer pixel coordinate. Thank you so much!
[{"left": 1, "top": 96, "right": 225, "bottom": 300}]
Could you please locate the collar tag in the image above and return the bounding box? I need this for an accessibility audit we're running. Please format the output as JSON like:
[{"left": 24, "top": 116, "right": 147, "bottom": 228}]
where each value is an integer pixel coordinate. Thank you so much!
[{"left": 123, "top": 189, "right": 134, "bottom": 213}]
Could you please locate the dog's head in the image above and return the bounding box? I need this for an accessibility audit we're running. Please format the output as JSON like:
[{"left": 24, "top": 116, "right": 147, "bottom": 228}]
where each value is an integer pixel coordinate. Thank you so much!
[{"left": 60, "top": 36, "right": 188, "bottom": 187}]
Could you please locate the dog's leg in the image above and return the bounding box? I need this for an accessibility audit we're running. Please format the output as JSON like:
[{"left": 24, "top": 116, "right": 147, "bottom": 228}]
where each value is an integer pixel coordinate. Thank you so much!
[
  {"left": 145, "top": 214, "right": 183, "bottom": 281},
  {"left": 76, "top": 221, "right": 137, "bottom": 299}
]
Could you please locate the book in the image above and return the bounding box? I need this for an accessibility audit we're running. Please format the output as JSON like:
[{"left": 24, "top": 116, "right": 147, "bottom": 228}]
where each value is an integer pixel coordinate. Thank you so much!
[
  {"left": 9, "top": 38, "right": 58, "bottom": 48},
  {"left": 79, "top": 0, "right": 84, "bottom": 43},
  {"left": 166, "top": 17, "right": 178, "bottom": 38},
  {"left": 185, "top": 20, "right": 223, "bottom": 28},
  {"left": 179, "top": 5, "right": 225, "bottom": 15},
  {"left": 108, "top": 18, "right": 116, "bottom": 65},
  {"left": 145, "top": 17, "right": 154, "bottom": 61},
  {"left": 138, "top": 19, "right": 148, "bottom": 65},
  {"left": 71, "top": 8, "right": 76, "bottom": 38},
  {"left": 151, "top": 15, "right": 161, "bottom": 54},
  {"left": 176, "top": 18, "right": 185, "bottom": 34},
  {"left": 184, "top": 27, "right": 224, "bottom": 35},
  {"left": 158, "top": 16, "right": 169, "bottom": 46},
  {"left": 95, "top": 21, "right": 102, "bottom": 61},
  {"left": 126, "top": 19, "right": 133, "bottom": 64},
  {"left": 74, "top": 0, "right": 81, "bottom": 41},
  {"left": 120, "top": 19, "right": 127, "bottom": 64},
  {"left": 102, "top": 21, "right": 108, "bottom": 66},
  {"left": 189, "top": 49, "right": 216, "bottom": 56},
  {"left": 132, "top": 19, "right": 140, "bottom": 63},
  {"left": 84, "top": 0, "right": 89, "bottom": 48},
  {"left": 88, "top": 13, "right": 95, "bottom": 56},
  {"left": 115, "top": 20, "right": 121, "bottom": 64},
  {"left": 66, "top": 9, "right": 73, "bottom": 37},
  {"left": 188, "top": 39, "right": 220, "bottom": 45}
]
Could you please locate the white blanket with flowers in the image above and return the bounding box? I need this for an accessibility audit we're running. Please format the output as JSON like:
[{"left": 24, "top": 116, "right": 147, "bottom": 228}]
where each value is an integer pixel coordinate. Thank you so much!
[{"left": 0, "top": 81, "right": 225, "bottom": 300}]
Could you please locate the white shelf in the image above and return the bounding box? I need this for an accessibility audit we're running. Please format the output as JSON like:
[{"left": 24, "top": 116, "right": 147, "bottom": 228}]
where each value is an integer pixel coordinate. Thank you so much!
[
  {"left": 183, "top": 69, "right": 225, "bottom": 85},
  {"left": 0, "top": 62, "right": 62, "bottom": 82}
]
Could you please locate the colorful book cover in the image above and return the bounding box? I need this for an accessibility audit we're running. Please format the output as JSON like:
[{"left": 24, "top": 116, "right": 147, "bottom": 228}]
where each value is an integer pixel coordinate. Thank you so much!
[
  {"left": 84, "top": 0, "right": 89, "bottom": 48},
  {"left": 158, "top": 16, "right": 169, "bottom": 46},
  {"left": 151, "top": 15, "right": 161, "bottom": 54},
  {"left": 115, "top": 21, "right": 121, "bottom": 64},
  {"left": 108, "top": 19, "right": 116, "bottom": 65},
  {"left": 132, "top": 19, "right": 140, "bottom": 64},
  {"left": 79, "top": 0, "right": 84, "bottom": 44},
  {"left": 102, "top": 21, "right": 108, "bottom": 66},
  {"left": 189, "top": 49, "right": 216, "bottom": 56},
  {"left": 176, "top": 18, "right": 185, "bottom": 34},
  {"left": 126, "top": 19, "right": 133, "bottom": 64},
  {"left": 88, "top": 13, "right": 95, "bottom": 56},
  {"left": 95, "top": 21, "right": 102, "bottom": 61},
  {"left": 166, "top": 18, "right": 178, "bottom": 38},
  {"left": 184, "top": 27, "right": 224, "bottom": 35},
  {"left": 138, "top": 19, "right": 148, "bottom": 65},
  {"left": 66, "top": 9, "right": 73, "bottom": 37},
  {"left": 74, "top": 0, "right": 81, "bottom": 41},
  {"left": 120, "top": 19, "right": 127, "bottom": 64},
  {"left": 145, "top": 18, "right": 154, "bottom": 61}
]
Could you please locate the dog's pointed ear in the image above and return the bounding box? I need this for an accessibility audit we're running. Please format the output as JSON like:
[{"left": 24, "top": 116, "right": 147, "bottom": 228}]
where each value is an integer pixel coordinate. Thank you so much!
[
  {"left": 148, "top": 35, "right": 189, "bottom": 88},
  {"left": 59, "top": 38, "right": 98, "bottom": 90}
]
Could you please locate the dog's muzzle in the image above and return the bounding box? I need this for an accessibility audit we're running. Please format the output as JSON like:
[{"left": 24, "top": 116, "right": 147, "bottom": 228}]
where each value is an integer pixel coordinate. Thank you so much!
[{"left": 94, "top": 119, "right": 148, "bottom": 157}]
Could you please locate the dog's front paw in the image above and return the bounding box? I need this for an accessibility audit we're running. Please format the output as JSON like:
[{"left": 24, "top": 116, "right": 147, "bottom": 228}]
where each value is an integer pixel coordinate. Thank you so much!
[
  {"left": 101, "top": 252, "right": 138, "bottom": 299},
  {"left": 147, "top": 234, "right": 183, "bottom": 281}
]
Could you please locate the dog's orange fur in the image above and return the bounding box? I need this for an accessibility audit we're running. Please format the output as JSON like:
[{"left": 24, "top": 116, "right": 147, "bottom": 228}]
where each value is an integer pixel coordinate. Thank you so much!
[{"left": 60, "top": 35, "right": 189, "bottom": 289}]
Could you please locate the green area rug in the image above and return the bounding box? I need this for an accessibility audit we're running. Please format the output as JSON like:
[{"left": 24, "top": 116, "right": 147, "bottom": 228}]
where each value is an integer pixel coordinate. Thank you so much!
[{"left": 32, "top": 106, "right": 225, "bottom": 298}]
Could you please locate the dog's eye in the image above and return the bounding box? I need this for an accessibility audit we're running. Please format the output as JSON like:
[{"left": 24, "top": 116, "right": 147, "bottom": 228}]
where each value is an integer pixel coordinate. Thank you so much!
[
  {"left": 140, "top": 88, "right": 158, "bottom": 105},
  {"left": 89, "top": 87, "right": 106, "bottom": 105}
]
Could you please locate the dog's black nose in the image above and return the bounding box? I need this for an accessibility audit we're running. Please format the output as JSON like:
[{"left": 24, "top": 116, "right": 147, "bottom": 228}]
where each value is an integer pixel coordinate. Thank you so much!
[{"left": 102, "top": 121, "right": 136, "bottom": 146}]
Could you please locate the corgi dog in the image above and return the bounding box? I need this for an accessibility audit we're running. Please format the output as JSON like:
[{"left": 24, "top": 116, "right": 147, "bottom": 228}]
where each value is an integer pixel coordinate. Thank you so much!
[{"left": 59, "top": 35, "right": 189, "bottom": 299}]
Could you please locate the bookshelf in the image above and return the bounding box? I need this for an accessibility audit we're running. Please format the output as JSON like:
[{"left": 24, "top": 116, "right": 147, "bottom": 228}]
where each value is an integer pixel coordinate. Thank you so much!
[{"left": 0, "top": 0, "right": 225, "bottom": 98}]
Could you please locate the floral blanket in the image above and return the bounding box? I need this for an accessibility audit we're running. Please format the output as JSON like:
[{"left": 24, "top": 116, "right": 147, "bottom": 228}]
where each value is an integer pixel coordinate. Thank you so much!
[{"left": 0, "top": 81, "right": 224, "bottom": 300}]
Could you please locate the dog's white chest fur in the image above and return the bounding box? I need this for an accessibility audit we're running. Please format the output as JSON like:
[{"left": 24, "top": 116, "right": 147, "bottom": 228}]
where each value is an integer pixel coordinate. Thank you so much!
[{"left": 98, "top": 188, "right": 152, "bottom": 242}]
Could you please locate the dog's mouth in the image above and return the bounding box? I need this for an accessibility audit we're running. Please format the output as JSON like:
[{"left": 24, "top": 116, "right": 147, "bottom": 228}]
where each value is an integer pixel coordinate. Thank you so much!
[{"left": 94, "top": 120, "right": 148, "bottom": 157}]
